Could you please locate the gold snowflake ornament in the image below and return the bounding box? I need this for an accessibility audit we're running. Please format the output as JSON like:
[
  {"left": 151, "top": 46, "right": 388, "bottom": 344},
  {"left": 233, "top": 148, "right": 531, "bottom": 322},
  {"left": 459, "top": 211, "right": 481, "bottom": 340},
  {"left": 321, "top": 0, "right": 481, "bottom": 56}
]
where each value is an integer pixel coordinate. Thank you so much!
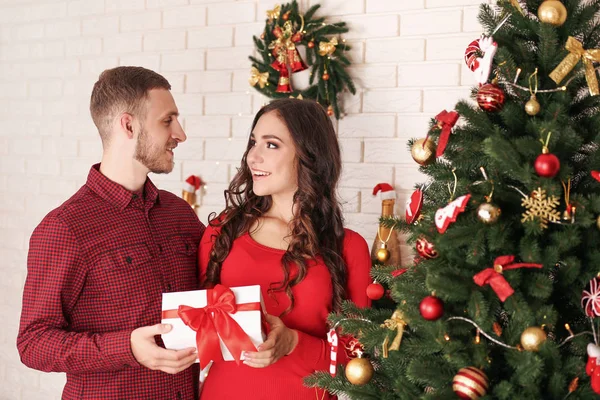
[{"left": 521, "top": 187, "right": 560, "bottom": 229}]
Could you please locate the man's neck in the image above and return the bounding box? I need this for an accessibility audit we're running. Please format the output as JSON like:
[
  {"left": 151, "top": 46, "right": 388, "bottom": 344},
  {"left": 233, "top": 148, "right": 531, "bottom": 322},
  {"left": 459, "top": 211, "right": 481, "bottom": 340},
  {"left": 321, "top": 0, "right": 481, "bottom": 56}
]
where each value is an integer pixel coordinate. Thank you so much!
[{"left": 99, "top": 155, "right": 148, "bottom": 192}]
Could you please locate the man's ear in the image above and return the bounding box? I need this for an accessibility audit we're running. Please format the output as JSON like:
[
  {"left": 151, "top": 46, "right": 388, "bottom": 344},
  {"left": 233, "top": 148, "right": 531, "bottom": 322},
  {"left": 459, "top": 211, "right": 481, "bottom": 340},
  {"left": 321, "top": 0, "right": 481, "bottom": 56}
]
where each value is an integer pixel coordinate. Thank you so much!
[{"left": 119, "top": 113, "right": 135, "bottom": 139}]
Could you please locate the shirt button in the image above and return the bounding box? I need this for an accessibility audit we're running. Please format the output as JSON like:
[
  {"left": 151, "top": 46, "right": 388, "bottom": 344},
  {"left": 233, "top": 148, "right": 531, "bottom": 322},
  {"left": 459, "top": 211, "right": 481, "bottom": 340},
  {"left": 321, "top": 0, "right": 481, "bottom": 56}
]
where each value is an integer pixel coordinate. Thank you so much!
[
  {"left": 166, "top": 283, "right": 172, "bottom": 292},
  {"left": 176, "top": 391, "right": 182, "bottom": 399},
  {"left": 132, "top": 194, "right": 138, "bottom": 199},
  {"left": 158, "top": 244, "right": 163, "bottom": 253}
]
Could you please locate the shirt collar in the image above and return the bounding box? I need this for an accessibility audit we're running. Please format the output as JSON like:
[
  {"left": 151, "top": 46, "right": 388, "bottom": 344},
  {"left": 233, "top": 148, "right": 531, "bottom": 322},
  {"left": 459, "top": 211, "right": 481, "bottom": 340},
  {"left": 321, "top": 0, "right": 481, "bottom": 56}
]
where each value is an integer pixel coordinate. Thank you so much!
[{"left": 86, "top": 163, "right": 160, "bottom": 210}]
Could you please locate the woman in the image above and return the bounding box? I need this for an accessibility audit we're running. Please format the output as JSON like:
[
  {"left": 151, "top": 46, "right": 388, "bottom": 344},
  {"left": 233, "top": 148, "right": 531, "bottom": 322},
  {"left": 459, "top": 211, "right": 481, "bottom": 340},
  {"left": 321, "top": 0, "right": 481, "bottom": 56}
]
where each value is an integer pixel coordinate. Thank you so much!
[{"left": 198, "top": 98, "right": 371, "bottom": 399}]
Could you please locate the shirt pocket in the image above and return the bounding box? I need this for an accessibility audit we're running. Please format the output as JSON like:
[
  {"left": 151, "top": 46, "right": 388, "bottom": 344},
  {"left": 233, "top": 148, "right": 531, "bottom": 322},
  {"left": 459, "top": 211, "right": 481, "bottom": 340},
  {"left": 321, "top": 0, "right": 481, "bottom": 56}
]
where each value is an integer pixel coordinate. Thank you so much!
[
  {"left": 95, "top": 242, "right": 158, "bottom": 309},
  {"left": 166, "top": 233, "right": 199, "bottom": 291}
]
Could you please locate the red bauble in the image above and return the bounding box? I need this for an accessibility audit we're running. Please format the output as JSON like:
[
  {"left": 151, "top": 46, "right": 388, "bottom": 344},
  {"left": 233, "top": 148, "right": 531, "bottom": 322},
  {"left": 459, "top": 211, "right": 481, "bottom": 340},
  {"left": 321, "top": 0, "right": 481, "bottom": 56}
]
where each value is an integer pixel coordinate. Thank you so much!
[
  {"left": 477, "top": 83, "right": 505, "bottom": 112},
  {"left": 419, "top": 295, "right": 444, "bottom": 321},
  {"left": 464, "top": 39, "right": 481, "bottom": 71},
  {"left": 416, "top": 237, "right": 438, "bottom": 259},
  {"left": 534, "top": 152, "right": 560, "bottom": 178},
  {"left": 308, "top": 41, "right": 315, "bottom": 48},
  {"left": 452, "top": 367, "right": 489, "bottom": 399},
  {"left": 322, "top": 72, "right": 330, "bottom": 80},
  {"left": 366, "top": 282, "right": 385, "bottom": 300}
]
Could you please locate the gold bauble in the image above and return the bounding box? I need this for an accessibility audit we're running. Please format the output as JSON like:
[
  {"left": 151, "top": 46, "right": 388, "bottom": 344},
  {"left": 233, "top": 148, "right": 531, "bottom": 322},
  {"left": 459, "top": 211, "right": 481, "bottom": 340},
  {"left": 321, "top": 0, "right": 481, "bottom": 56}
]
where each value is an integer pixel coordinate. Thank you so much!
[
  {"left": 538, "top": 0, "right": 568, "bottom": 26},
  {"left": 525, "top": 95, "right": 541, "bottom": 116},
  {"left": 411, "top": 138, "right": 436, "bottom": 166},
  {"left": 345, "top": 357, "right": 374, "bottom": 385},
  {"left": 597, "top": 215, "right": 600, "bottom": 230},
  {"left": 376, "top": 244, "right": 391, "bottom": 263},
  {"left": 477, "top": 203, "right": 501, "bottom": 224},
  {"left": 520, "top": 326, "right": 547, "bottom": 351}
]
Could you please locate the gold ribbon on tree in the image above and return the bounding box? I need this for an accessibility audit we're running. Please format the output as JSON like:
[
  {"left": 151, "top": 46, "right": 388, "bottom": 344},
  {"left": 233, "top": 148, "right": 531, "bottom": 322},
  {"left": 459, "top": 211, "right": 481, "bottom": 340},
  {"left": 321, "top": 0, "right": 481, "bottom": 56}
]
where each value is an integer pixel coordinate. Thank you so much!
[
  {"left": 508, "top": 0, "right": 525, "bottom": 15},
  {"left": 549, "top": 36, "right": 600, "bottom": 96},
  {"left": 381, "top": 310, "right": 407, "bottom": 358},
  {"left": 249, "top": 67, "right": 269, "bottom": 88},
  {"left": 268, "top": 20, "right": 307, "bottom": 93},
  {"left": 318, "top": 37, "right": 338, "bottom": 57},
  {"left": 266, "top": 4, "right": 281, "bottom": 22}
]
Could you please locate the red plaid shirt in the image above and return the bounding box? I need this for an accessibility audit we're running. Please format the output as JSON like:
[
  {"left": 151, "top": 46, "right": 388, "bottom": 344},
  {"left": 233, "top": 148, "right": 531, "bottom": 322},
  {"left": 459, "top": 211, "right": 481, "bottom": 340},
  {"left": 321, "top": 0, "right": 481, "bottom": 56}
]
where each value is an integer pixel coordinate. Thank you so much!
[{"left": 17, "top": 164, "right": 205, "bottom": 400}]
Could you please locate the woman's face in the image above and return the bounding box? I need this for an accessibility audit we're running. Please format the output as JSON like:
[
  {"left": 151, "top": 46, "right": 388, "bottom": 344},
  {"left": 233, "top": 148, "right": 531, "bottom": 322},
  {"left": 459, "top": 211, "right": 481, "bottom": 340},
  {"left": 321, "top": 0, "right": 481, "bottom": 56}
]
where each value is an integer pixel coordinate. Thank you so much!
[{"left": 246, "top": 111, "right": 298, "bottom": 199}]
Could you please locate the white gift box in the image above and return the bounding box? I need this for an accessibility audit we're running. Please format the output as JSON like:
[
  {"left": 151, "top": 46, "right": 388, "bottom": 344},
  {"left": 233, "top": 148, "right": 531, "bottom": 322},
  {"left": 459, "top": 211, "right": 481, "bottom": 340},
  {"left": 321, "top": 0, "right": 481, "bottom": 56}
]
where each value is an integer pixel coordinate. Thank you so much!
[{"left": 161, "top": 285, "right": 266, "bottom": 363}]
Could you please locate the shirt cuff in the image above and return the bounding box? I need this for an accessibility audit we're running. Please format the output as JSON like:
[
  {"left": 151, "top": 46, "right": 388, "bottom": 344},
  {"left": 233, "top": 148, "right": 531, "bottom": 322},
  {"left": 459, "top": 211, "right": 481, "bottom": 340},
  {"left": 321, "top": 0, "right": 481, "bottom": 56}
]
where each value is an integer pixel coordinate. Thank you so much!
[
  {"left": 286, "top": 330, "right": 328, "bottom": 372},
  {"left": 103, "top": 330, "right": 140, "bottom": 369}
]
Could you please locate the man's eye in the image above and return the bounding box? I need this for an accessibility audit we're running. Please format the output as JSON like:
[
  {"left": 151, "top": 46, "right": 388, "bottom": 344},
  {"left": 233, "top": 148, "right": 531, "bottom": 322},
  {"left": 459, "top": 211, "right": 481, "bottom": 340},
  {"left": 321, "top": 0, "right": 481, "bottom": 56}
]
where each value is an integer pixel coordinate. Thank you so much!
[{"left": 164, "top": 119, "right": 172, "bottom": 125}]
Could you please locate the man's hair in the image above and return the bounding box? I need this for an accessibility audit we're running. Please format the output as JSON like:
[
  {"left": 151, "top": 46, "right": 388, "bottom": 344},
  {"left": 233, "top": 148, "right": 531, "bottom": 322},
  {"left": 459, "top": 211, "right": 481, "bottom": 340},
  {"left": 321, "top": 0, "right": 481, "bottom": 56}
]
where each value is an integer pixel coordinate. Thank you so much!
[{"left": 90, "top": 66, "right": 171, "bottom": 144}]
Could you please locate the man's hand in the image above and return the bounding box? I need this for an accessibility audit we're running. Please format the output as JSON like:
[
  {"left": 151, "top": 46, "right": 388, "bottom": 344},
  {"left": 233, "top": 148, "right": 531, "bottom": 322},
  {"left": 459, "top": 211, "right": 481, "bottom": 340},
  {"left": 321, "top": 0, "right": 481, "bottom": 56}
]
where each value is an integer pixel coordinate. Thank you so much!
[
  {"left": 242, "top": 314, "right": 298, "bottom": 368},
  {"left": 131, "top": 324, "right": 197, "bottom": 374}
]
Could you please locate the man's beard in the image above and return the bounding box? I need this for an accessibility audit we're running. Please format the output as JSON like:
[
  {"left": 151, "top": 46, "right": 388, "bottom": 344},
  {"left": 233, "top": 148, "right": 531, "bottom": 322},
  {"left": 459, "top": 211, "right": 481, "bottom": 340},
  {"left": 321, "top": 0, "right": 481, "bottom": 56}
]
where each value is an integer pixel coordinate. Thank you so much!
[{"left": 134, "top": 126, "right": 176, "bottom": 174}]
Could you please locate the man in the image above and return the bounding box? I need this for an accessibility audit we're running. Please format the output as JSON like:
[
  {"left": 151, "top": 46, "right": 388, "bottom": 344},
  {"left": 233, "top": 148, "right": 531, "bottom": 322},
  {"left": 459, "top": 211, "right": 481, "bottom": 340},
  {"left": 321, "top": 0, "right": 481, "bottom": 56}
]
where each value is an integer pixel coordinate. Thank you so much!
[{"left": 17, "top": 66, "right": 204, "bottom": 399}]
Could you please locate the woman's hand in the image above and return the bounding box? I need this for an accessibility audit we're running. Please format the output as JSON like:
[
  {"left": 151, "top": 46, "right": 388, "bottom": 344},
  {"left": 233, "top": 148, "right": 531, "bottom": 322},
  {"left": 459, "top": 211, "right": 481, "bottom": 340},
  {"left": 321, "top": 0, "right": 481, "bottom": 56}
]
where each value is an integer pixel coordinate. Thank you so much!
[{"left": 242, "top": 314, "right": 299, "bottom": 368}]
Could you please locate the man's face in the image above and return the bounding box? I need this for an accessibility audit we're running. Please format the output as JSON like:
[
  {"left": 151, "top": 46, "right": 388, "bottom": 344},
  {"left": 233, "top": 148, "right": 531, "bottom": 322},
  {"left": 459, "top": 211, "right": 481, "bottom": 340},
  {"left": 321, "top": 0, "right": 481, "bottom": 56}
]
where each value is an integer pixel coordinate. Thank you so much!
[{"left": 134, "top": 89, "right": 186, "bottom": 174}]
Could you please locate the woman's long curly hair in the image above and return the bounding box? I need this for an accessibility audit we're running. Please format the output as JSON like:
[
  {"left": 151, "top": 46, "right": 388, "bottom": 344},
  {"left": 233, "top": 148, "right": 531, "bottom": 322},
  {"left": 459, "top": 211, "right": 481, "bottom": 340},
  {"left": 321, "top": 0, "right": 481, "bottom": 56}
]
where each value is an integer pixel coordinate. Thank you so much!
[{"left": 203, "top": 98, "right": 347, "bottom": 315}]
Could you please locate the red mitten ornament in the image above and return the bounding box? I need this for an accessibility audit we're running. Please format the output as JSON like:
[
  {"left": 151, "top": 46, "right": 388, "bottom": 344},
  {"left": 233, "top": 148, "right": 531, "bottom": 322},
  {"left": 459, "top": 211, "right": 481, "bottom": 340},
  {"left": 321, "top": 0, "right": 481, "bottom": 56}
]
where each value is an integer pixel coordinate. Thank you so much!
[
  {"left": 405, "top": 189, "right": 423, "bottom": 224},
  {"left": 587, "top": 343, "right": 600, "bottom": 394},
  {"left": 435, "top": 194, "right": 471, "bottom": 233}
]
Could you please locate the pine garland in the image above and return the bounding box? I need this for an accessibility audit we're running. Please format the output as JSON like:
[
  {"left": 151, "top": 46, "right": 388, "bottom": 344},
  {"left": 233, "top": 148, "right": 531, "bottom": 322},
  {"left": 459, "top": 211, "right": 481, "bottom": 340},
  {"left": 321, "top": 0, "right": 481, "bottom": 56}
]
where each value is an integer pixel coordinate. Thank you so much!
[{"left": 248, "top": 1, "right": 356, "bottom": 119}]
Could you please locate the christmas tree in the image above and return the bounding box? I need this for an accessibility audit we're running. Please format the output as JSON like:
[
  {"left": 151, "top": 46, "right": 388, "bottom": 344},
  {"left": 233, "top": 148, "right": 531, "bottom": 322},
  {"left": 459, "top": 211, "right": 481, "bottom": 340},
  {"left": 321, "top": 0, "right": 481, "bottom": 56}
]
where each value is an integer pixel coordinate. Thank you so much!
[{"left": 307, "top": 1, "right": 600, "bottom": 399}]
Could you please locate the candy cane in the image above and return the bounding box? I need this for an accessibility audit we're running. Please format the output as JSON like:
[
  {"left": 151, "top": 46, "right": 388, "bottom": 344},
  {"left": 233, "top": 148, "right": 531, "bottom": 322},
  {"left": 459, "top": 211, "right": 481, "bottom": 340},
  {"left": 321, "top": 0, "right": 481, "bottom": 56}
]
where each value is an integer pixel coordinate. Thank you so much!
[{"left": 327, "top": 328, "right": 338, "bottom": 376}]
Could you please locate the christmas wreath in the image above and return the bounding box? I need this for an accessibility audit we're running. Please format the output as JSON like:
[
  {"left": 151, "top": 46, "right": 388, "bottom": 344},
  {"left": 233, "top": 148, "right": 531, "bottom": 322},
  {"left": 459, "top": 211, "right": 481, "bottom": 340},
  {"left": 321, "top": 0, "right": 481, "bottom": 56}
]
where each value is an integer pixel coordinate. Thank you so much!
[{"left": 248, "top": 1, "right": 356, "bottom": 119}]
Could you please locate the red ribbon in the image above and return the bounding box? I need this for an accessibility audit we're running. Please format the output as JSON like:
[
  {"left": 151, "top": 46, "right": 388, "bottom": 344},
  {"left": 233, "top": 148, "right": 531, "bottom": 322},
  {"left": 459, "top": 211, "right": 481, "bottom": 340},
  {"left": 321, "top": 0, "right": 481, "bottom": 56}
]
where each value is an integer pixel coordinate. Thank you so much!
[
  {"left": 473, "top": 255, "right": 542, "bottom": 302},
  {"left": 434, "top": 110, "right": 459, "bottom": 157},
  {"left": 161, "top": 284, "right": 261, "bottom": 370}
]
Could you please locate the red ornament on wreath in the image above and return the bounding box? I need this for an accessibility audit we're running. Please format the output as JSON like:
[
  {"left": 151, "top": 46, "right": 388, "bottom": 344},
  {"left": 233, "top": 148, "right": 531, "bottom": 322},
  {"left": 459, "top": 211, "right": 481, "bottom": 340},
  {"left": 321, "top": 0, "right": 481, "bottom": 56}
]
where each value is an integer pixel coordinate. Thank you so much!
[
  {"left": 269, "top": 21, "right": 308, "bottom": 93},
  {"left": 416, "top": 237, "right": 438, "bottom": 259},
  {"left": 477, "top": 83, "right": 505, "bottom": 112},
  {"left": 419, "top": 295, "right": 444, "bottom": 321},
  {"left": 453, "top": 366, "right": 489, "bottom": 400},
  {"left": 366, "top": 281, "right": 385, "bottom": 300}
]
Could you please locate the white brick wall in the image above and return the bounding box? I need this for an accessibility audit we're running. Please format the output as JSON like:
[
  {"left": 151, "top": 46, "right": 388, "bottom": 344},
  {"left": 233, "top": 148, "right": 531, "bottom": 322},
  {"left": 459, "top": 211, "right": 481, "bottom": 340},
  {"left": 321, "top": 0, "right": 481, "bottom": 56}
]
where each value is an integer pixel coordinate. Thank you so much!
[{"left": 0, "top": 0, "right": 486, "bottom": 397}]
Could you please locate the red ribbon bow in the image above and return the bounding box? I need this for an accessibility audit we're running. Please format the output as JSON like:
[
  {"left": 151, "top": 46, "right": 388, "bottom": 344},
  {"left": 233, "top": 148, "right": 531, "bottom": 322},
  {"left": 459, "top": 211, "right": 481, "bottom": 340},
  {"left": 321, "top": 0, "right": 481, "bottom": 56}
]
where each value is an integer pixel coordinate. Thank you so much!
[
  {"left": 473, "top": 255, "right": 542, "bottom": 302},
  {"left": 434, "top": 110, "right": 459, "bottom": 157},
  {"left": 163, "top": 284, "right": 260, "bottom": 370}
]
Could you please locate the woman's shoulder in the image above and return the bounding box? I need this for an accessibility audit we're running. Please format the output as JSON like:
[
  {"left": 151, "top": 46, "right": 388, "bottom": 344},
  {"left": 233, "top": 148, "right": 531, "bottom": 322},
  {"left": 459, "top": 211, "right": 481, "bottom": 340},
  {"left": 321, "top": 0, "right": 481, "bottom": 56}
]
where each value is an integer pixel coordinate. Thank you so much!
[{"left": 342, "top": 228, "right": 369, "bottom": 249}]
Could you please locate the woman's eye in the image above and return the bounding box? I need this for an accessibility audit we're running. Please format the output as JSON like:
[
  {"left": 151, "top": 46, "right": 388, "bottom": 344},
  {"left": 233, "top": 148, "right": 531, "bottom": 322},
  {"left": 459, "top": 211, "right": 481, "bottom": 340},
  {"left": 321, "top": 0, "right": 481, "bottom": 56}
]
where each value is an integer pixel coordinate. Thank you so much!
[
  {"left": 267, "top": 142, "right": 278, "bottom": 149},
  {"left": 249, "top": 139, "right": 256, "bottom": 146}
]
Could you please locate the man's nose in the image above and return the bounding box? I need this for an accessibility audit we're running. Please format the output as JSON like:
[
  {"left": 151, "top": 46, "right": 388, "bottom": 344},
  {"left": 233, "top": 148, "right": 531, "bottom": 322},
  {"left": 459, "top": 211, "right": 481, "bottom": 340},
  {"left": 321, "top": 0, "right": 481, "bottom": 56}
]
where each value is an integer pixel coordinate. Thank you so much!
[{"left": 172, "top": 119, "right": 186, "bottom": 142}]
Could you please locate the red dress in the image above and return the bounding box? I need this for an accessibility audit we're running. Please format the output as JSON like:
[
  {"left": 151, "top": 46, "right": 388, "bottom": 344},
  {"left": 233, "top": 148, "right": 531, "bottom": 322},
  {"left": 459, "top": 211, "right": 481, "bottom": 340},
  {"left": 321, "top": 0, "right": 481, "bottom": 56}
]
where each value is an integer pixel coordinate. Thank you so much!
[{"left": 198, "top": 226, "right": 371, "bottom": 400}]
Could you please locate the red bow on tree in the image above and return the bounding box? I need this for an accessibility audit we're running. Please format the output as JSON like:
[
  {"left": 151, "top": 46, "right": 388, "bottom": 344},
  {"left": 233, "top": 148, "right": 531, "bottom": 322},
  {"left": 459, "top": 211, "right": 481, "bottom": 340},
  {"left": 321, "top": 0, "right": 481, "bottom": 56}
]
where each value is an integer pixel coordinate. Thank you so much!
[
  {"left": 473, "top": 255, "right": 543, "bottom": 302},
  {"left": 176, "top": 285, "right": 260, "bottom": 370},
  {"left": 434, "top": 110, "right": 459, "bottom": 157}
]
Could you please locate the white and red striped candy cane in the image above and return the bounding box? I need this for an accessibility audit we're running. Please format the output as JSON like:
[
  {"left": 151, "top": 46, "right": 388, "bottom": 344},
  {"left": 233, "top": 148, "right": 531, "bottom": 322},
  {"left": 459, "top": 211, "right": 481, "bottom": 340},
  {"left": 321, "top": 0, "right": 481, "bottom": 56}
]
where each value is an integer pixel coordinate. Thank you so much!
[{"left": 327, "top": 328, "right": 338, "bottom": 376}]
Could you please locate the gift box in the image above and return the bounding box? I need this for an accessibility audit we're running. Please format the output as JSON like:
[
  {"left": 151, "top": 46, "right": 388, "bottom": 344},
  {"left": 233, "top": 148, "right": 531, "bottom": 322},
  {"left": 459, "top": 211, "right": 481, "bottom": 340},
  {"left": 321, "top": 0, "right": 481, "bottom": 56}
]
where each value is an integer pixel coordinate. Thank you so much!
[{"left": 161, "top": 284, "right": 266, "bottom": 370}]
